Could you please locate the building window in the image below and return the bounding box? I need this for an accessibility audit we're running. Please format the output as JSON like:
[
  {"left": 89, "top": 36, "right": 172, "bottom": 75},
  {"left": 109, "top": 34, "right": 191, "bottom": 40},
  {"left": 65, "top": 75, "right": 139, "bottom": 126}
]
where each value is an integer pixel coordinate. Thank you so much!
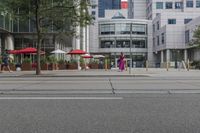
[
  {"left": 184, "top": 19, "right": 192, "bottom": 24},
  {"left": 185, "top": 30, "right": 190, "bottom": 43},
  {"left": 100, "top": 24, "right": 115, "bottom": 35},
  {"left": 157, "top": 36, "right": 160, "bottom": 46},
  {"left": 132, "top": 39, "right": 146, "bottom": 48},
  {"left": 116, "top": 23, "right": 131, "bottom": 34},
  {"left": 166, "top": 2, "right": 173, "bottom": 9},
  {"left": 175, "top": 2, "right": 183, "bottom": 9},
  {"left": 132, "top": 24, "right": 146, "bottom": 35},
  {"left": 157, "top": 21, "right": 159, "bottom": 30},
  {"left": 156, "top": 2, "right": 163, "bottom": 9},
  {"left": 196, "top": 0, "right": 200, "bottom": 7},
  {"left": 153, "top": 24, "right": 155, "bottom": 32},
  {"left": 92, "top": 5, "right": 96, "bottom": 9},
  {"left": 92, "top": 11, "right": 96, "bottom": 15},
  {"left": 153, "top": 38, "right": 155, "bottom": 46},
  {"left": 186, "top": 0, "right": 193, "bottom": 7},
  {"left": 161, "top": 33, "right": 165, "bottom": 44},
  {"left": 168, "top": 19, "right": 176, "bottom": 24}
]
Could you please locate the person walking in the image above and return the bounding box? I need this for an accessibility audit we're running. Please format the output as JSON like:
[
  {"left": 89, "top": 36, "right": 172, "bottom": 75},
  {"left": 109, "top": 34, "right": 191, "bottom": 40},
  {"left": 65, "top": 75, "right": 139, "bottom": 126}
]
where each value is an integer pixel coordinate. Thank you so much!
[
  {"left": 118, "top": 52, "right": 125, "bottom": 72},
  {"left": 1, "top": 49, "right": 12, "bottom": 72}
]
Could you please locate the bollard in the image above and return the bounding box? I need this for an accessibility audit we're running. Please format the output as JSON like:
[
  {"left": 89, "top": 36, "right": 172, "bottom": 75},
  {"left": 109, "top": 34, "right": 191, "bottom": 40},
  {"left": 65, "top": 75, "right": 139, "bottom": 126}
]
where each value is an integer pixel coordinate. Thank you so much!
[
  {"left": 146, "top": 60, "right": 148, "bottom": 71},
  {"left": 187, "top": 59, "right": 190, "bottom": 71}
]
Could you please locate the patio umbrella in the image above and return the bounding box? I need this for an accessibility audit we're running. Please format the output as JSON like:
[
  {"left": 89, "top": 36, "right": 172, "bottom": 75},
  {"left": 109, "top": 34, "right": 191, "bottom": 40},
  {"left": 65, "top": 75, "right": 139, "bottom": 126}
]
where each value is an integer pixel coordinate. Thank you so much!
[
  {"left": 81, "top": 54, "right": 93, "bottom": 70},
  {"left": 19, "top": 47, "right": 37, "bottom": 54},
  {"left": 8, "top": 50, "right": 21, "bottom": 54},
  {"left": 81, "top": 54, "right": 93, "bottom": 58},
  {"left": 67, "top": 49, "right": 86, "bottom": 55},
  {"left": 93, "top": 55, "right": 105, "bottom": 58},
  {"left": 51, "top": 49, "right": 66, "bottom": 54},
  {"left": 51, "top": 49, "right": 66, "bottom": 60},
  {"left": 67, "top": 49, "right": 86, "bottom": 70}
]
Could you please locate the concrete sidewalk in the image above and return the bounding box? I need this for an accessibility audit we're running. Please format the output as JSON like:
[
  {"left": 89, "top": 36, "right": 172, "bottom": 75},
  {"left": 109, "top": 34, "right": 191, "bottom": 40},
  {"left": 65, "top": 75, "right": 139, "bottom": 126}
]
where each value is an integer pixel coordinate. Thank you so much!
[{"left": 0, "top": 68, "right": 200, "bottom": 78}]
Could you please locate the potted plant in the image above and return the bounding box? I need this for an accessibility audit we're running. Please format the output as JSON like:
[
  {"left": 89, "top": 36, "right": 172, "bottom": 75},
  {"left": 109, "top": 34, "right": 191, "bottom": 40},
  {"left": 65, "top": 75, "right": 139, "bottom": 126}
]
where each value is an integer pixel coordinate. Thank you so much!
[
  {"left": 66, "top": 59, "right": 78, "bottom": 69},
  {"left": 58, "top": 59, "right": 66, "bottom": 70},
  {"left": 40, "top": 56, "right": 49, "bottom": 70},
  {"left": 89, "top": 60, "right": 99, "bottom": 69},
  {"left": 21, "top": 57, "right": 32, "bottom": 71},
  {"left": 48, "top": 56, "right": 58, "bottom": 70}
]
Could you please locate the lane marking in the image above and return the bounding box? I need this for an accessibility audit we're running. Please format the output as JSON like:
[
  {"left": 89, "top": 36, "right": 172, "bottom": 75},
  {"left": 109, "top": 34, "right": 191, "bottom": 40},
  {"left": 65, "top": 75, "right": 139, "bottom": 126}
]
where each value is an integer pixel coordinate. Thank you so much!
[{"left": 0, "top": 97, "right": 123, "bottom": 100}]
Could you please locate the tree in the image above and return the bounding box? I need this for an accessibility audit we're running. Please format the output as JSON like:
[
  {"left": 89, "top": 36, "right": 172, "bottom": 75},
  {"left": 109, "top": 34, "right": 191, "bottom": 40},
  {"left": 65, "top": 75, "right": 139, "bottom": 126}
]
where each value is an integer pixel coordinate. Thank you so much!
[
  {"left": 0, "top": 0, "right": 92, "bottom": 75},
  {"left": 189, "top": 25, "right": 200, "bottom": 48}
]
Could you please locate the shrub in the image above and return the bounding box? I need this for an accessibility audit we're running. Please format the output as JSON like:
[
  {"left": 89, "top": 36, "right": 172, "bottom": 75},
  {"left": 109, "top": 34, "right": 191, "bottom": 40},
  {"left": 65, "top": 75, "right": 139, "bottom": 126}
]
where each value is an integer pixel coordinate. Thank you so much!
[
  {"left": 23, "top": 58, "right": 32, "bottom": 63},
  {"left": 40, "top": 57, "right": 48, "bottom": 64}
]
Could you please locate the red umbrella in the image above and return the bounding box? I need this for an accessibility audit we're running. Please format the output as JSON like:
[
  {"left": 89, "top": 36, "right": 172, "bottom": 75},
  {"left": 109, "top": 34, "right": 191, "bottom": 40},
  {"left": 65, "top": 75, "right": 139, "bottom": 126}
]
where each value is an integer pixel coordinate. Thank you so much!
[
  {"left": 67, "top": 49, "right": 86, "bottom": 55},
  {"left": 19, "top": 47, "right": 37, "bottom": 54},
  {"left": 81, "top": 54, "right": 93, "bottom": 58},
  {"left": 8, "top": 50, "right": 21, "bottom": 54}
]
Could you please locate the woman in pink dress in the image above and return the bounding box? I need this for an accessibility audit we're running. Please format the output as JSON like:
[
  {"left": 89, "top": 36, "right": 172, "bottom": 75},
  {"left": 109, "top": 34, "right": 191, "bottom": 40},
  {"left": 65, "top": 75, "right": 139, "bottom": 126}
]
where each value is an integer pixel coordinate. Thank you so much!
[{"left": 119, "top": 52, "right": 125, "bottom": 72}]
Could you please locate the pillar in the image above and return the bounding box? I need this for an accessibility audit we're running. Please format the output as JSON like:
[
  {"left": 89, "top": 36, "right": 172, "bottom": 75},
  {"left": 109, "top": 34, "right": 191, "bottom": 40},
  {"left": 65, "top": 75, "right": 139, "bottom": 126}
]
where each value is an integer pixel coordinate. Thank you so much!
[
  {"left": 75, "top": 26, "right": 80, "bottom": 49},
  {"left": 166, "top": 49, "right": 170, "bottom": 62},
  {"left": 161, "top": 50, "right": 164, "bottom": 63},
  {"left": 86, "top": 25, "right": 89, "bottom": 53},
  {"left": 184, "top": 49, "right": 188, "bottom": 62},
  {"left": 82, "top": 27, "right": 86, "bottom": 51}
]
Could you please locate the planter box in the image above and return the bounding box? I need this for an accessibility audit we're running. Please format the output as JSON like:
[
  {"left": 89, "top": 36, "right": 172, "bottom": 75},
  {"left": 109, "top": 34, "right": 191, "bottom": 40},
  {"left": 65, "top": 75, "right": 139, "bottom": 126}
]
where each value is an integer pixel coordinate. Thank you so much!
[
  {"left": 1, "top": 64, "right": 16, "bottom": 71},
  {"left": 21, "top": 63, "right": 32, "bottom": 71},
  {"left": 66, "top": 63, "right": 78, "bottom": 69},
  {"left": 48, "top": 63, "right": 58, "bottom": 70},
  {"left": 41, "top": 63, "right": 49, "bottom": 70},
  {"left": 89, "top": 64, "right": 99, "bottom": 69},
  {"left": 58, "top": 63, "right": 66, "bottom": 70}
]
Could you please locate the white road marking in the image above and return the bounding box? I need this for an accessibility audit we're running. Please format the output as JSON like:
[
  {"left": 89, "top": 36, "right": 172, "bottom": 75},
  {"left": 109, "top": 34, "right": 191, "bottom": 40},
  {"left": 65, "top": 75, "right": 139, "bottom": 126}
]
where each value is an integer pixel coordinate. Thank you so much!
[{"left": 0, "top": 97, "right": 123, "bottom": 100}]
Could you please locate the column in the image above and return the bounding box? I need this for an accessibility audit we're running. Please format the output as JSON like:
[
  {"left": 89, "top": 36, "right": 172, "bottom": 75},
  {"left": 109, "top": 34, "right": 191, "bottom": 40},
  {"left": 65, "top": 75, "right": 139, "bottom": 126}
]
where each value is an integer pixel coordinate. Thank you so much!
[
  {"left": 166, "top": 49, "right": 170, "bottom": 62},
  {"left": 75, "top": 26, "right": 80, "bottom": 49},
  {"left": 82, "top": 27, "right": 86, "bottom": 51},
  {"left": 184, "top": 49, "right": 188, "bottom": 62},
  {"left": 161, "top": 50, "right": 164, "bottom": 63},
  {"left": 86, "top": 25, "right": 89, "bottom": 53},
  {"left": 5, "top": 34, "right": 14, "bottom": 50}
]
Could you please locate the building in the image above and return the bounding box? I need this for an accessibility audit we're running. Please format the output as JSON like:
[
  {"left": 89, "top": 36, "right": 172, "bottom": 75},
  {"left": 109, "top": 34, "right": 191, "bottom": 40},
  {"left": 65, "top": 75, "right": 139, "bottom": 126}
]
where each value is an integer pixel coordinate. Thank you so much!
[
  {"left": 98, "top": 0, "right": 121, "bottom": 18},
  {"left": 150, "top": 0, "right": 200, "bottom": 67},
  {"left": 89, "top": 11, "right": 153, "bottom": 67},
  {"left": 128, "top": 0, "right": 146, "bottom": 19}
]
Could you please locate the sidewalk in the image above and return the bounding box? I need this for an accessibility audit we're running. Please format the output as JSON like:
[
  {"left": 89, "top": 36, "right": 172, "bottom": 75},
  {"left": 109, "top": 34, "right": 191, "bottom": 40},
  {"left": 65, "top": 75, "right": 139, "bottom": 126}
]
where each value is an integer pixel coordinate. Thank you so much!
[{"left": 0, "top": 68, "right": 200, "bottom": 78}]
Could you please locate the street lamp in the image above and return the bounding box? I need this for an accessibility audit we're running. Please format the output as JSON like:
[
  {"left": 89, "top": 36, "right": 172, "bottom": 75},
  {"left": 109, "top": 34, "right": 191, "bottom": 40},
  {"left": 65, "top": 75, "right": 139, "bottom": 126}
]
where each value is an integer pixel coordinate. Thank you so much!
[{"left": 129, "top": 23, "right": 132, "bottom": 74}]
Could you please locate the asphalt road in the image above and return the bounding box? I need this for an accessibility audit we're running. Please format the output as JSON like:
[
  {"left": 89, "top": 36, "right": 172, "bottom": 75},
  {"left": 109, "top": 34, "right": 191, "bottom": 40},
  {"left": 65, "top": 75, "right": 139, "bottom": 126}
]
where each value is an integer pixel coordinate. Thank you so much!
[{"left": 0, "top": 77, "right": 200, "bottom": 133}]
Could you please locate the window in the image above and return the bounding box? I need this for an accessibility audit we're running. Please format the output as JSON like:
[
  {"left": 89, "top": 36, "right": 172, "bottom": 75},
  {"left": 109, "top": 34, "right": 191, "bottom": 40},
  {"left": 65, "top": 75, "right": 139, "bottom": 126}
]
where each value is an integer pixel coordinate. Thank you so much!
[
  {"left": 157, "top": 21, "right": 159, "bottom": 30},
  {"left": 153, "top": 24, "right": 155, "bottom": 32},
  {"left": 196, "top": 0, "right": 200, "bottom": 7},
  {"left": 156, "top": 2, "right": 163, "bottom": 9},
  {"left": 175, "top": 2, "right": 183, "bottom": 9},
  {"left": 168, "top": 19, "right": 176, "bottom": 24},
  {"left": 92, "top": 5, "right": 96, "bottom": 9},
  {"left": 166, "top": 2, "right": 173, "bottom": 9},
  {"left": 161, "top": 33, "right": 165, "bottom": 44},
  {"left": 100, "top": 24, "right": 115, "bottom": 35},
  {"left": 92, "top": 11, "right": 96, "bottom": 15},
  {"left": 184, "top": 19, "right": 192, "bottom": 24},
  {"left": 153, "top": 38, "right": 155, "bottom": 46},
  {"left": 185, "top": 30, "right": 190, "bottom": 43},
  {"left": 132, "top": 24, "right": 146, "bottom": 35},
  {"left": 157, "top": 36, "right": 160, "bottom": 46},
  {"left": 186, "top": 0, "right": 193, "bottom": 7}
]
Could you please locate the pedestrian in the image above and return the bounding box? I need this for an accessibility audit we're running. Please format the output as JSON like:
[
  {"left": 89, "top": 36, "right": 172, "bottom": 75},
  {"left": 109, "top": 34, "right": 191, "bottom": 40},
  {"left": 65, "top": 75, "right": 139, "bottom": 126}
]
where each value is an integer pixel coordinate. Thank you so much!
[
  {"left": 1, "top": 49, "right": 13, "bottom": 72},
  {"left": 118, "top": 52, "right": 125, "bottom": 72}
]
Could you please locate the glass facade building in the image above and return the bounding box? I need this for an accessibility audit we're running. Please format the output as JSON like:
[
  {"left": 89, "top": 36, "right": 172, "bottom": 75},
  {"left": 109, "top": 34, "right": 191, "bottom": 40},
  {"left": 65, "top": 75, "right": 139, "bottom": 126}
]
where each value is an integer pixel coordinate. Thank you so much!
[
  {"left": 98, "top": 0, "right": 121, "bottom": 17},
  {"left": 98, "top": 19, "right": 149, "bottom": 68}
]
